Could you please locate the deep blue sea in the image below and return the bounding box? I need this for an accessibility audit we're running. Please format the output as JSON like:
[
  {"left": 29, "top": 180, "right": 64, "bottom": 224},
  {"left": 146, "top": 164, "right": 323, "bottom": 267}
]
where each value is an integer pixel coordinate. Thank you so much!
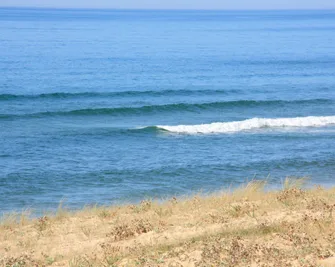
[{"left": 1, "top": 8, "right": 335, "bottom": 213}]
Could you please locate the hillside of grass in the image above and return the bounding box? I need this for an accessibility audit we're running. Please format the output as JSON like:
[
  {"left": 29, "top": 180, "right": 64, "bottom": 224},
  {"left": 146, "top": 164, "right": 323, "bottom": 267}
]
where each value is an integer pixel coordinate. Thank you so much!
[{"left": 1, "top": 178, "right": 335, "bottom": 267}]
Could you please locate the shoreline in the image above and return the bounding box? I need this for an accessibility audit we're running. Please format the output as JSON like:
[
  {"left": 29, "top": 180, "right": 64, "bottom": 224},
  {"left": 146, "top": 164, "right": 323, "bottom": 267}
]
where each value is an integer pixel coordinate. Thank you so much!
[
  {"left": 1, "top": 179, "right": 335, "bottom": 266},
  {"left": 4, "top": 177, "right": 335, "bottom": 218}
]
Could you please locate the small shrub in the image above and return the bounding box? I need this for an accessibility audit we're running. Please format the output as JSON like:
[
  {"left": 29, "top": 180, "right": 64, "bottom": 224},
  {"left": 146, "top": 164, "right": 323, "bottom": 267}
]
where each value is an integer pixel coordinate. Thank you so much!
[
  {"left": 107, "top": 224, "right": 134, "bottom": 241},
  {"left": 133, "top": 219, "right": 153, "bottom": 234},
  {"left": 35, "top": 216, "right": 49, "bottom": 232}
]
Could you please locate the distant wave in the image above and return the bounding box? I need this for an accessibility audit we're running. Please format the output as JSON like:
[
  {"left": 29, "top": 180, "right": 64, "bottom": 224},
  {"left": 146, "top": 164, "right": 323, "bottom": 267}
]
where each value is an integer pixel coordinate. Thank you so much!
[
  {"left": 0, "top": 99, "right": 332, "bottom": 119},
  {"left": 0, "top": 89, "right": 238, "bottom": 101},
  {"left": 155, "top": 116, "right": 335, "bottom": 134}
]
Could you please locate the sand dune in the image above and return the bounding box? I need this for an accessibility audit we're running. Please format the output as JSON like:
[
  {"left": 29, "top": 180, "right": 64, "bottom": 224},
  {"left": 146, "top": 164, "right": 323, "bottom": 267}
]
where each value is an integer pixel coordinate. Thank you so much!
[{"left": 1, "top": 179, "right": 335, "bottom": 266}]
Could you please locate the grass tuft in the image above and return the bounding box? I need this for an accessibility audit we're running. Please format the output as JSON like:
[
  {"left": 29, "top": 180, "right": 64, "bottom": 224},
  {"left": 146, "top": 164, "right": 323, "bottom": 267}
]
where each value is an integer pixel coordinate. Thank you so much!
[{"left": 282, "top": 176, "right": 309, "bottom": 190}]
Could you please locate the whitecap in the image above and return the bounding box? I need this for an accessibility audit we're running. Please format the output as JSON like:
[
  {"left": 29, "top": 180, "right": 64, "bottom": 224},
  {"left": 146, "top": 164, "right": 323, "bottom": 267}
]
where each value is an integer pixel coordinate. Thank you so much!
[{"left": 157, "top": 116, "right": 335, "bottom": 134}]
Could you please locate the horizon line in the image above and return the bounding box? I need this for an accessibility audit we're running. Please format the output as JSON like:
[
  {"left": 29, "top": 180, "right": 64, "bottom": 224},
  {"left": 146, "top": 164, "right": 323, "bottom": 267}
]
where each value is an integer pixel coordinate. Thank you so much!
[{"left": 1, "top": 6, "right": 335, "bottom": 12}]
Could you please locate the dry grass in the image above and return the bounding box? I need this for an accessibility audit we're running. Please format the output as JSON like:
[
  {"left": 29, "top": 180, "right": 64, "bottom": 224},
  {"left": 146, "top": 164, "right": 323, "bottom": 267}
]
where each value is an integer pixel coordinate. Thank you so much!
[{"left": 1, "top": 178, "right": 335, "bottom": 266}]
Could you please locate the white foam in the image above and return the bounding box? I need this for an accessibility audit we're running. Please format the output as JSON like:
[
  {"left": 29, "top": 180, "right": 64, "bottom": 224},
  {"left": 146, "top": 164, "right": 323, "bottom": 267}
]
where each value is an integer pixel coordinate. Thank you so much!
[{"left": 157, "top": 116, "right": 335, "bottom": 134}]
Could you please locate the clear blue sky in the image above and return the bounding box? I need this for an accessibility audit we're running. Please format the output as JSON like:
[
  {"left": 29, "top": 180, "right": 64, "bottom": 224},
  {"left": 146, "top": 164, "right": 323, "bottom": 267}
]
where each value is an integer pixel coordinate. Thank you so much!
[{"left": 0, "top": 0, "right": 334, "bottom": 10}]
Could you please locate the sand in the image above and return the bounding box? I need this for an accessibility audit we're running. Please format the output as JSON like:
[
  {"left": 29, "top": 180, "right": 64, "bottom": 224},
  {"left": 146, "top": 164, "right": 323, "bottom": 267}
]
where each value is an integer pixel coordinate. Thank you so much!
[{"left": 1, "top": 179, "right": 335, "bottom": 266}]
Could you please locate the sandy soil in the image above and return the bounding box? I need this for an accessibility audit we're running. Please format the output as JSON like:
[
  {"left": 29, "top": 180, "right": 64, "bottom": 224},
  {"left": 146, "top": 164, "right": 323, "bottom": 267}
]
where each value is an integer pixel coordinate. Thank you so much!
[{"left": 1, "top": 179, "right": 335, "bottom": 266}]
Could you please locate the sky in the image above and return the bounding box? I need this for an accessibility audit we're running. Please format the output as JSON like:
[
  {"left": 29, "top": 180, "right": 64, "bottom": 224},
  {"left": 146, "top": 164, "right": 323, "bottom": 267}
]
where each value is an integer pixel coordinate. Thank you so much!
[{"left": 0, "top": 0, "right": 334, "bottom": 10}]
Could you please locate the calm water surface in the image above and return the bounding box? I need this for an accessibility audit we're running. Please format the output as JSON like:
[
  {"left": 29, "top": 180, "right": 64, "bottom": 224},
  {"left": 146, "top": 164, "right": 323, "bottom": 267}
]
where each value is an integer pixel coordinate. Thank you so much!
[{"left": 1, "top": 8, "right": 335, "bottom": 213}]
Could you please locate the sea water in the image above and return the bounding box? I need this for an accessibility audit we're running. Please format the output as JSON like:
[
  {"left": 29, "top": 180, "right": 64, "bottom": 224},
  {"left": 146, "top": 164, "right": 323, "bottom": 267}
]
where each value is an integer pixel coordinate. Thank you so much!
[{"left": 1, "top": 8, "right": 335, "bottom": 213}]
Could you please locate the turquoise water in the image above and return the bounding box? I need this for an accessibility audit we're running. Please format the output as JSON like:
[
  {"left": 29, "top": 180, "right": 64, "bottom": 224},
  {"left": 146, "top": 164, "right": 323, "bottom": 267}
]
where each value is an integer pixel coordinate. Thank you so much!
[{"left": 1, "top": 8, "right": 335, "bottom": 213}]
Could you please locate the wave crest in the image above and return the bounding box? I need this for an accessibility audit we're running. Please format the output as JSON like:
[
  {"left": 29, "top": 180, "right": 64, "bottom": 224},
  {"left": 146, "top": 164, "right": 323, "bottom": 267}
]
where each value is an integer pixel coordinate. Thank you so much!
[
  {"left": 0, "top": 89, "right": 236, "bottom": 101},
  {"left": 1, "top": 99, "right": 331, "bottom": 120},
  {"left": 156, "top": 116, "right": 335, "bottom": 134}
]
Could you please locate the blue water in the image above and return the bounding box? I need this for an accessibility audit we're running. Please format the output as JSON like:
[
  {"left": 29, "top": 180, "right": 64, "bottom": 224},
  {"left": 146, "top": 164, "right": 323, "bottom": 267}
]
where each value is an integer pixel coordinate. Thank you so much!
[{"left": 1, "top": 8, "right": 335, "bottom": 213}]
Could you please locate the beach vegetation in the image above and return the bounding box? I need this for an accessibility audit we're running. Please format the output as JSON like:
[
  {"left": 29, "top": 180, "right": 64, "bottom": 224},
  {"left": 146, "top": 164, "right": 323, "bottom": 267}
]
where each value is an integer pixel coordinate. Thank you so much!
[{"left": 1, "top": 178, "right": 335, "bottom": 266}]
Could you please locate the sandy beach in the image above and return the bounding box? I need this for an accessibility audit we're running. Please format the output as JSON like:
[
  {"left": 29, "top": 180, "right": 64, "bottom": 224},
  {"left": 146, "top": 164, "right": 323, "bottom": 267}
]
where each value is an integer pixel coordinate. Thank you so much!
[{"left": 1, "top": 179, "right": 335, "bottom": 266}]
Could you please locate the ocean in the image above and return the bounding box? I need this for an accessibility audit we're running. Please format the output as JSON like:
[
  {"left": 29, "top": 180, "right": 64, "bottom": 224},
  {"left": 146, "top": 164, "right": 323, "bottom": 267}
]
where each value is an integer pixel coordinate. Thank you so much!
[{"left": 1, "top": 8, "right": 335, "bottom": 213}]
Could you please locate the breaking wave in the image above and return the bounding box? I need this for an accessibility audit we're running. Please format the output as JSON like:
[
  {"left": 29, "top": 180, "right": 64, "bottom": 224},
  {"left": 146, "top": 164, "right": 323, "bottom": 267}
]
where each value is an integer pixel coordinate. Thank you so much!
[{"left": 156, "top": 116, "right": 335, "bottom": 134}]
